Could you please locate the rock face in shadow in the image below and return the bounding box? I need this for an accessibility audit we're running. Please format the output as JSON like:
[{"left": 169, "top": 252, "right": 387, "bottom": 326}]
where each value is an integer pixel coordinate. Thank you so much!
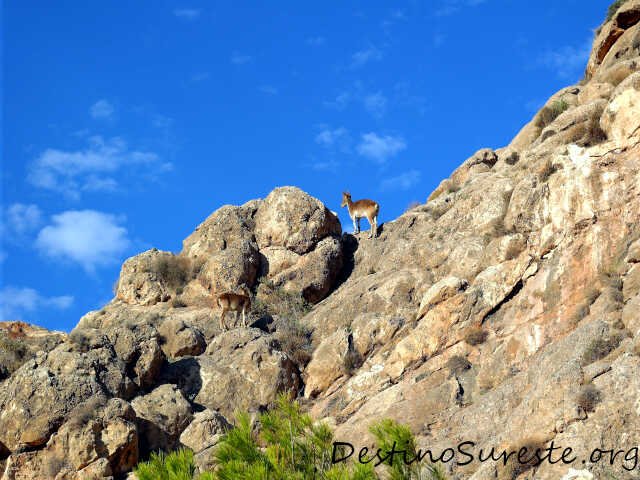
[{"left": 2, "top": 6, "right": 640, "bottom": 479}]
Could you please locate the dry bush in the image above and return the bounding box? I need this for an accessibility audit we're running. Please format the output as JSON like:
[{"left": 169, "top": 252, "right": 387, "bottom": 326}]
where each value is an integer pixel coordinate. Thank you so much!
[
  {"left": 152, "top": 255, "right": 194, "bottom": 289},
  {"left": 537, "top": 158, "right": 558, "bottom": 182},
  {"left": 273, "top": 318, "right": 313, "bottom": 369},
  {"left": 0, "top": 334, "right": 30, "bottom": 380},
  {"left": 576, "top": 383, "right": 602, "bottom": 412},
  {"left": 497, "top": 437, "right": 548, "bottom": 480},
  {"left": 582, "top": 333, "right": 626, "bottom": 365},
  {"left": 536, "top": 99, "right": 570, "bottom": 128},
  {"left": 446, "top": 355, "right": 472, "bottom": 377},
  {"left": 464, "top": 326, "right": 488, "bottom": 346},
  {"left": 344, "top": 347, "right": 363, "bottom": 375},
  {"left": 171, "top": 297, "right": 188, "bottom": 308},
  {"left": 252, "top": 280, "right": 311, "bottom": 320}
]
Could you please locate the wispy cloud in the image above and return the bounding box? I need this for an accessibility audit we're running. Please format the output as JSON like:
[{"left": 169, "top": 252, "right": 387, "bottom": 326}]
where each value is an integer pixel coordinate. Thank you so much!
[
  {"left": 90, "top": 99, "right": 114, "bottom": 120},
  {"left": 36, "top": 210, "right": 131, "bottom": 272},
  {"left": 173, "top": 8, "right": 201, "bottom": 20},
  {"left": 0, "top": 286, "right": 73, "bottom": 320},
  {"left": 231, "top": 52, "right": 253, "bottom": 65},
  {"left": 3, "top": 203, "right": 43, "bottom": 238},
  {"left": 351, "top": 45, "right": 383, "bottom": 68},
  {"left": 27, "top": 136, "right": 170, "bottom": 200},
  {"left": 535, "top": 38, "right": 591, "bottom": 80},
  {"left": 259, "top": 85, "right": 278, "bottom": 95},
  {"left": 435, "top": 0, "right": 487, "bottom": 17},
  {"left": 380, "top": 170, "right": 421, "bottom": 191},
  {"left": 323, "top": 91, "right": 352, "bottom": 110},
  {"left": 315, "top": 127, "right": 351, "bottom": 152},
  {"left": 307, "top": 36, "right": 326, "bottom": 46},
  {"left": 357, "top": 132, "right": 406, "bottom": 163},
  {"left": 363, "top": 92, "right": 387, "bottom": 118}
]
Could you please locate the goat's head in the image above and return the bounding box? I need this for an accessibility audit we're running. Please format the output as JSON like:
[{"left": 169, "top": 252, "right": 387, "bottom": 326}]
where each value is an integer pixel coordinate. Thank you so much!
[{"left": 341, "top": 191, "right": 351, "bottom": 207}]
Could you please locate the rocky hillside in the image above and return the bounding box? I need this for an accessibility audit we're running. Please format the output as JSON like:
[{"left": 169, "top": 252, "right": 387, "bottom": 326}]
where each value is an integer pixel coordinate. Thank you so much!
[{"left": 2, "top": 2, "right": 640, "bottom": 479}]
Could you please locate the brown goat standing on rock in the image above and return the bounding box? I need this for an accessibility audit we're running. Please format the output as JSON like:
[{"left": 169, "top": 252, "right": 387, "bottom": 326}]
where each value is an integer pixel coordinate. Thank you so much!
[
  {"left": 341, "top": 191, "right": 380, "bottom": 238},
  {"left": 216, "top": 287, "right": 251, "bottom": 330}
]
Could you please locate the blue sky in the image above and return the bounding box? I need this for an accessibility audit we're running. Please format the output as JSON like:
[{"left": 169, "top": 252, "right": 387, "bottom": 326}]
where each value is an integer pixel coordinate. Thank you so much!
[{"left": 1, "top": 1, "right": 608, "bottom": 331}]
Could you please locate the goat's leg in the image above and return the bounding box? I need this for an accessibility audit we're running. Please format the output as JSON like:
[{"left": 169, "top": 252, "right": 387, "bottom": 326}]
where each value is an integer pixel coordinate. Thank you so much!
[
  {"left": 242, "top": 306, "right": 247, "bottom": 328},
  {"left": 352, "top": 216, "right": 358, "bottom": 234},
  {"left": 220, "top": 308, "right": 227, "bottom": 330},
  {"left": 369, "top": 215, "right": 377, "bottom": 238}
]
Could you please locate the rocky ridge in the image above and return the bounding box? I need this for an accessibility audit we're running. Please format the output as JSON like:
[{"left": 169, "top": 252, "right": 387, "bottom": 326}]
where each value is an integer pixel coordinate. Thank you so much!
[{"left": 1, "top": 3, "right": 640, "bottom": 479}]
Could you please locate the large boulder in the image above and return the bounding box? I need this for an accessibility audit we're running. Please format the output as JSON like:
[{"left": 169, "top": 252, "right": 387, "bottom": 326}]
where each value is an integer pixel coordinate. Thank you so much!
[
  {"left": 115, "top": 249, "right": 192, "bottom": 306},
  {"left": 100, "top": 322, "right": 166, "bottom": 391},
  {"left": 0, "top": 341, "right": 130, "bottom": 453},
  {"left": 3, "top": 397, "right": 138, "bottom": 479},
  {"left": 0, "top": 321, "right": 65, "bottom": 381},
  {"left": 131, "top": 384, "right": 194, "bottom": 456},
  {"left": 585, "top": 0, "right": 640, "bottom": 79},
  {"left": 254, "top": 187, "right": 341, "bottom": 255},
  {"left": 158, "top": 317, "right": 206, "bottom": 358},
  {"left": 197, "top": 239, "right": 260, "bottom": 294},
  {"left": 179, "top": 410, "right": 232, "bottom": 473},
  {"left": 181, "top": 200, "right": 260, "bottom": 258},
  {"left": 268, "top": 236, "right": 344, "bottom": 303},
  {"left": 600, "top": 72, "right": 640, "bottom": 142},
  {"left": 188, "top": 328, "right": 301, "bottom": 418}
]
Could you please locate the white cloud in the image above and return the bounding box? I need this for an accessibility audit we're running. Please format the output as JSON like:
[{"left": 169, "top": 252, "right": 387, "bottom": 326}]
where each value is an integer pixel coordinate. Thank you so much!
[
  {"left": 307, "top": 36, "right": 326, "bottom": 46},
  {"left": 380, "top": 170, "right": 421, "bottom": 191},
  {"left": 4, "top": 203, "right": 42, "bottom": 237},
  {"left": 231, "top": 52, "right": 253, "bottom": 65},
  {"left": 173, "top": 8, "right": 201, "bottom": 20},
  {"left": 28, "top": 136, "right": 170, "bottom": 199},
  {"left": 351, "top": 46, "right": 383, "bottom": 68},
  {"left": 90, "top": 99, "right": 114, "bottom": 119},
  {"left": 357, "top": 133, "right": 406, "bottom": 163},
  {"left": 315, "top": 127, "right": 351, "bottom": 152},
  {"left": 36, "top": 210, "right": 130, "bottom": 272},
  {"left": 0, "top": 286, "right": 73, "bottom": 320},
  {"left": 536, "top": 38, "right": 591, "bottom": 80},
  {"left": 363, "top": 92, "right": 387, "bottom": 118},
  {"left": 259, "top": 85, "right": 278, "bottom": 95}
]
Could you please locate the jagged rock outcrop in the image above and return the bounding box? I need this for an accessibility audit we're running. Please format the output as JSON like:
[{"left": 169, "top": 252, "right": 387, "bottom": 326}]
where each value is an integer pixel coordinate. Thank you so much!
[{"left": 2, "top": 4, "right": 640, "bottom": 479}]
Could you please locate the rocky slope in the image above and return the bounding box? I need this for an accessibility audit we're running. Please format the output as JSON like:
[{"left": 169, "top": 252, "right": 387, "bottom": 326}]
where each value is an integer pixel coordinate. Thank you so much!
[{"left": 2, "top": 3, "right": 640, "bottom": 479}]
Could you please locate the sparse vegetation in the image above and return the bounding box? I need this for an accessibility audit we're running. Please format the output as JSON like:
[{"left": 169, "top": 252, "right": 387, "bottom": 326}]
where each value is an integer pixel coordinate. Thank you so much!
[
  {"left": 582, "top": 333, "right": 625, "bottom": 365},
  {"left": 537, "top": 99, "right": 570, "bottom": 128},
  {"left": 274, "top": 317, "right": 313, "bottom": 368},
  {"left": 253, "top": 279, "right": 311, "bottom": 320},
  {"left": 445, "top": 355, "right": 472, "bottom": 377},
  {"left": 606, "top": 0, "right": 629, "bottom": 21},
  {"left": 0, "top": 334, "right": 30, "bottom": 380},
  {"left": 153, "top": 255, "right": 195, "bottom": 289},
  {"left": 463, "top": 326, "right": 488, "bottom": 346},
  {"left": 576, "top": 383, "right": 602, "bottom": 412},
  {"left": 498, "top": 438, "right": 547, "bottom": 480},
  {"left": 344, "top": 346, "right": 364, "bottom": 375},
  {"left": 172, "top": 297, "right": 188, "bottom": 308},
  {"left": 537, "top": 158, "right": 558, "bottom": 182}
]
